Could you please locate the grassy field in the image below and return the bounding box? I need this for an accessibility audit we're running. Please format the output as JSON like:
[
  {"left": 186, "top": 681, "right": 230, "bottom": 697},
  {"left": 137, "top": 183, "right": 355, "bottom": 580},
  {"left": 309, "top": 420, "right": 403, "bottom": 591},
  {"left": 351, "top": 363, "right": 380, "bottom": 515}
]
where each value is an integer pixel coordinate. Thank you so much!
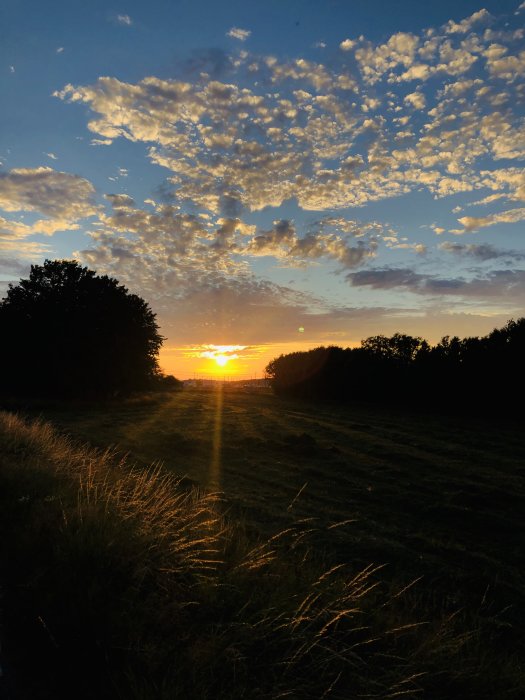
[
  {"left": 2, "top": 387, "right": 525, "bottom": 697},
  {"left": 23, "top": 387, "right": 525, "bottom": 565}
]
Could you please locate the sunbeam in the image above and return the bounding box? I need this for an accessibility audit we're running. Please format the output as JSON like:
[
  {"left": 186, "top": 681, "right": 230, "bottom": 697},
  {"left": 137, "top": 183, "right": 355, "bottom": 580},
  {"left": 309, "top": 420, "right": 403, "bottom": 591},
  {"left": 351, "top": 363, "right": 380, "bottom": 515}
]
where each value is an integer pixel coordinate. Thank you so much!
[{"left": 209, "top": 381, "right": 224, "bottom": 490}]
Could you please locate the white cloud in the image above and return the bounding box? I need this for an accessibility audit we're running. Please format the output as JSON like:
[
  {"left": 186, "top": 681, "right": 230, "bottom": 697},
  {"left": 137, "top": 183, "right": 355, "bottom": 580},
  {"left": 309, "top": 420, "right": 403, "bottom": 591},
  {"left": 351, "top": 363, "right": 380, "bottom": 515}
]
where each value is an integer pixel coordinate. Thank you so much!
[
  {"left": 444, "top": 9, "right": 492, "bottom": 35},
  {"left": 227, "top": 27, "right": 251, "bottom": 41},
  {"left": 0, "top": 167, "right": 98, "bottom": 236},
  {"left": 8, "top": 0, "right": 525, "bottom": 349},
  {"left": 56, "top": 47, "right": 64, "bottom": 53},
  {"left": 486, "top": 49, "right": 525, "bottom": 82},
  {"left": 243, "top": 218, "right": 379, "bottom": 268},
  {"left": 356, "top": 32, "right": 420, "bottom": 84},
  {"left": 116, "top": 14, "right": 132, "bottom": 26},
  {"left": 456, "top": 206, "right": 525, "bottom": 232},
  {"left": 404, "top": 91, "right": 426, "bottom": 109},
  {"left": 340, "top": 39, "right": 356, "bottom": 51},
  {"left": 52, "top": 8, "right": 525, "bottom": 267}
]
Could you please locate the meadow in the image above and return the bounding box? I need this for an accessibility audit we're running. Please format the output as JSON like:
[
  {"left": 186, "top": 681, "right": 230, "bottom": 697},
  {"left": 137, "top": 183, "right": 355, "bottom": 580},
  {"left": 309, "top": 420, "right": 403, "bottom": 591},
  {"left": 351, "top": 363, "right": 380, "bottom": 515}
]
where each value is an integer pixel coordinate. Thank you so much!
[{"left": 1, "top": 387, "right": 524, "bottom": 698}]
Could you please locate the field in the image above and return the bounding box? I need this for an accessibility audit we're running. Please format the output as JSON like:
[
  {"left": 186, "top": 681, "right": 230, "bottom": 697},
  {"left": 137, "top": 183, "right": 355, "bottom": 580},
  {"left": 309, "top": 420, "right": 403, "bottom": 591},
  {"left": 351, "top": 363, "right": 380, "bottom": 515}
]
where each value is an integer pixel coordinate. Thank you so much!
[
  {"left": 28, "top": 387, "right": 525, "bottom": 569},
  {"left": 2, "top": 387, "right": 525, "bottom": 697}
]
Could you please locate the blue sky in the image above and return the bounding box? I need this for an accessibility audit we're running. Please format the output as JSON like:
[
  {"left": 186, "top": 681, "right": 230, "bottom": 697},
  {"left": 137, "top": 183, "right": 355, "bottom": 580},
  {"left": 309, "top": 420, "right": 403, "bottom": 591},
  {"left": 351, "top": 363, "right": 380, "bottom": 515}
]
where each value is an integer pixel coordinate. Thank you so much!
[{"left": 1, "top": 1, "right": 525, "bottom": 377}]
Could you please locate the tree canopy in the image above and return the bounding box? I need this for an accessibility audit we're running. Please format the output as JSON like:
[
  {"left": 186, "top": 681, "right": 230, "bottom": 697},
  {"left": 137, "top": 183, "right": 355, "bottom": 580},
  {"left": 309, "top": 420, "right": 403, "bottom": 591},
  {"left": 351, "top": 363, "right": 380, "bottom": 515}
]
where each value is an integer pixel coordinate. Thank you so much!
[
  {"left": 265, "top": 318, "right": 525, "bottom": 412},
  {"left": 0, "top": 260, "right": 163, "bottom": 397}
]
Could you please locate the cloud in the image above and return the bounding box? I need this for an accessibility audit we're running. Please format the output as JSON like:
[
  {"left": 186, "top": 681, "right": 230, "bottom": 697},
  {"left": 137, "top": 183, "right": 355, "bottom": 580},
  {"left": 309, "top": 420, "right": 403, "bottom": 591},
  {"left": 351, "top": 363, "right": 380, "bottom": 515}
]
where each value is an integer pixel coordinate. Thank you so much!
[
  {"left": 77, "top": 228, "right": 371, "bottom": 344},
  {"left": 227, "top": 27, "right": 251, "bottom": 41},
  {"left": 0, "top": 167, "right": 97, "bottom": 218},
  {"left": 347, "top": 266, "right": 525, "bottom": 300},
  {"left": 0, "top": 235, "right": 51, "bottom": 257},
  {"left": 404, "top": 91, "right": 426, "bottom": 109},
  {"left": 0, "top": 256, "right": 31, "bottom": 276},
  {"left": 355, "top": 32, "right": 420, "bottom": 84},
  {"left": 0, "top": 167, "right": 98, "bottom": 236},
  {"left": 192, "top": 344, "right": 247, "bottom": 361},
  {"left": 116, "top": 14, "right": 132, "bottom": 26},
  {"left": 63, "top": 187, "right": 403, "bottom": 345},
  {"left": 444, "top": 9, "right": 492, "bottom": 35},
  {"left": 438, "top": 241, "right": 525, "bottom": 261},
  {"left": 46, "top": 3, "right": 525, "bottom": 343},
  {"left": 348, "top": 267, "right": 425, "bottom": 290},
  {"left": 339, "top": 39, "right": 356, "bottom": 51},
  {"left": 90, "top": 195, "right": 384, "bottom": 281},
  {"left": 56, "top": 47, "right": 64, "bottom": 54},
  {"left": 54, "top": 8, "right": 525, "bottom": 218},
  {"left": 242, "top": 217, "right": 388, "bottom": 269},
  {"left": 455, "top": 206, "right": 525, "bottom": 232},
  {"left": 486, "top": 49, "right": 525, "bottom": 82}
]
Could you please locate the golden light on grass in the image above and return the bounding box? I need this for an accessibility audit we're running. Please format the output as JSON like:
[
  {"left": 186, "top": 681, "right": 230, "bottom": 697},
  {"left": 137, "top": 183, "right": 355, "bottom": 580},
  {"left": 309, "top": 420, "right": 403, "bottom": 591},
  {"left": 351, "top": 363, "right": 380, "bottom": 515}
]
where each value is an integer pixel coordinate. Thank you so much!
[{"left": 210, "top": 382, "right": 224, "bottom": 489}]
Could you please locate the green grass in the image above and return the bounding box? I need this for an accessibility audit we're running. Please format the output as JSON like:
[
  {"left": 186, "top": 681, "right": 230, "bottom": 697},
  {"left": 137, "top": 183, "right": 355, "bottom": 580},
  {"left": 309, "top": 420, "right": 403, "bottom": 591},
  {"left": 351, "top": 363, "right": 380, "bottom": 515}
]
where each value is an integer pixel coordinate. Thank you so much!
[{"left": 1, "top": 389, "right": 525, "bottom": 697}]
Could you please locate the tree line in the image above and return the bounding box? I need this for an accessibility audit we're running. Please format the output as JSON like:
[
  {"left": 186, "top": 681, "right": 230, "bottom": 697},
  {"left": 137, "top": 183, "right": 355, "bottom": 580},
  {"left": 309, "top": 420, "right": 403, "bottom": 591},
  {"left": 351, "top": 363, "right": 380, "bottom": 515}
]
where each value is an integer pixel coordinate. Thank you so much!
[
  {"left": 265, "top": 321, "right": 525, "bottom": 412},
  {"left": 0, "top": 260, "right": 181, "bottom": 398}
]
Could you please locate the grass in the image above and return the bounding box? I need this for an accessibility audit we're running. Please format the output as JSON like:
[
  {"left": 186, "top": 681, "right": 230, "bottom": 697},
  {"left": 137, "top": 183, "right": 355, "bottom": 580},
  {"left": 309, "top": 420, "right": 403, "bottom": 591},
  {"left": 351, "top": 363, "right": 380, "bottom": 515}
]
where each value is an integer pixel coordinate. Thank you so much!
[{"left": 1, "top": 389, "right": 525, "bottom": 697}]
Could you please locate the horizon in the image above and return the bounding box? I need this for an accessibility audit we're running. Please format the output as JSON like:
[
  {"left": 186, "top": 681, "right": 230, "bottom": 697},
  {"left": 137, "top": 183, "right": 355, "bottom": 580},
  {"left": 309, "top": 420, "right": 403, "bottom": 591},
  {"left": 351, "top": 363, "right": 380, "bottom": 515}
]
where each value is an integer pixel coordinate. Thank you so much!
[{"left": 1, "top": 0, "right": 525, "bottom": 379}]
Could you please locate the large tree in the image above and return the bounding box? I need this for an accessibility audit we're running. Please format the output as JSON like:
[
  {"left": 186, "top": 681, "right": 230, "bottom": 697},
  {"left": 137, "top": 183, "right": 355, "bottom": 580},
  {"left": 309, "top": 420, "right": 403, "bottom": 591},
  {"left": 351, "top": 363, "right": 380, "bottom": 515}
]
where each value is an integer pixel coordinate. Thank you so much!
[{"left": 0, "top": 260, "right": 163, "bottom": 397}]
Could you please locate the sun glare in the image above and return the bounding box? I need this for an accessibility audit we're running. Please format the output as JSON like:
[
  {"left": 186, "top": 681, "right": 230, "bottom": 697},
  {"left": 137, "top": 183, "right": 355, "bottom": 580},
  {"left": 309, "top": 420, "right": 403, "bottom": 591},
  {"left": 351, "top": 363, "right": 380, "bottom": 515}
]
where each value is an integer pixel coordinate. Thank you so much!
[{"left": 191, "top": 344, "right": 247, "bottom": 374}]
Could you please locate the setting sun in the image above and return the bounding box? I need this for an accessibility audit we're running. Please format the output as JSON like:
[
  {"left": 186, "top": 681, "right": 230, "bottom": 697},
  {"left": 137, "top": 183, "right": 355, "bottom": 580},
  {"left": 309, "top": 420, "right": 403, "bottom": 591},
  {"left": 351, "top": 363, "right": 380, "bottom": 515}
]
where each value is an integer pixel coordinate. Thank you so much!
[{"left": 215, "top": 354, "right": 229, "bottom": 367}]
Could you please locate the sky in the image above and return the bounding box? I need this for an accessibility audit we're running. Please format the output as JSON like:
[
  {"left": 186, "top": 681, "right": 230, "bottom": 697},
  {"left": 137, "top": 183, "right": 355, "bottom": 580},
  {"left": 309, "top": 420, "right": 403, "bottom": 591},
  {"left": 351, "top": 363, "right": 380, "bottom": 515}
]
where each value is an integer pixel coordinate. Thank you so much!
[{"left": 1, "top": 0, "right": 525, "bottom": 379}]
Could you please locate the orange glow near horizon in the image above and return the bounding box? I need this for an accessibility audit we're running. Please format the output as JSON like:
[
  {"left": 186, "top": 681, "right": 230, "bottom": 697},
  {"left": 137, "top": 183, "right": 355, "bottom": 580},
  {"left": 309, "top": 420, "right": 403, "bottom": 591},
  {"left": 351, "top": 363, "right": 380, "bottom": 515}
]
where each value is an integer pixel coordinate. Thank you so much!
[
  {"left": 158, "top": 313, "right": 515, "bottom": 380},
  {"left": 161, "top": 343, "right": 258, "bottom": 379},
  {"left": 158, "top": 340, "right": 356, "bottom": 380}
]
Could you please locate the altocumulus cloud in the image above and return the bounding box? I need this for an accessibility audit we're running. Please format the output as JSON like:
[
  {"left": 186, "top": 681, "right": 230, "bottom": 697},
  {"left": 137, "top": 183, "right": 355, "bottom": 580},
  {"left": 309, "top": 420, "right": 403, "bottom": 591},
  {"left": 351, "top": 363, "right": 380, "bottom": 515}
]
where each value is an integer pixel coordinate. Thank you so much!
[
  {"left": 227, "top": 27, "right": 251, "bottom": 41},
  {"left": 116, "top": 14, "right": 132, "bottom": 26},
  {"left": 3, "top": 5, "right": 525, "bottom": 341},
  {"left": 54, "top": 6, "right": 525, "bottom": 225},
  {"left": 0, "top": 167, "right": 99, "bottom": 236}
]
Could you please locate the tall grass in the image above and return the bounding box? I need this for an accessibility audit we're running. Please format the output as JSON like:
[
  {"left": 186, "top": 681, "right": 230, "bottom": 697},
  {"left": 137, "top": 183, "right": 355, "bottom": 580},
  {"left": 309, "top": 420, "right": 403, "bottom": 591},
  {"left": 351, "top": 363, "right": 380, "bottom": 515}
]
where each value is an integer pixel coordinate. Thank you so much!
[{"left": 0, "top": 411, "right": 516, "bottom": 698}]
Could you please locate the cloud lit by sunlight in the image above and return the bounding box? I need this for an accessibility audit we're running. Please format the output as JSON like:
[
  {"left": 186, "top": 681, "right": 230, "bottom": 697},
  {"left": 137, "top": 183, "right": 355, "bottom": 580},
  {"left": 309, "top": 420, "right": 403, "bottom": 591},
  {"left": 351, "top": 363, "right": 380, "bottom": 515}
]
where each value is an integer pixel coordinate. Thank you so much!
[
  {"left": 195, "top": 344, "right": 246, "bottom": 362},
  {"left": 4, "top": 1, "right": 525, "bottom": 374},
  {"left": 178, "top": 344, "right": 249, "bottom": 375}
]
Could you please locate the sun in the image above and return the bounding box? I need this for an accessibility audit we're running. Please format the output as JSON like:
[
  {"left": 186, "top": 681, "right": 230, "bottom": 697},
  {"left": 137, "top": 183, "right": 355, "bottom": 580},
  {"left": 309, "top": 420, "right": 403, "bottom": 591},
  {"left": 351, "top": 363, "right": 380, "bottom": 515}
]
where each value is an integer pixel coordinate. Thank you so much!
[
  {"left": 214, "top": 354, "right": 229, "bottom": 367},
  {"left": 194, "top": 344, "right": 246, "bottom": 374}
]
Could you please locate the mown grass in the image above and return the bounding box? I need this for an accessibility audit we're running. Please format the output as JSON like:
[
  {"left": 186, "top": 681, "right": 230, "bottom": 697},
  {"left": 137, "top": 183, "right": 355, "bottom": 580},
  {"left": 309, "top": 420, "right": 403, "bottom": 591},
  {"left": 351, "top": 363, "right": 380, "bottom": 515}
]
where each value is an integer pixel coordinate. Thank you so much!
[
  {"left": 0, "top": 413, "right": 518, "bottom": 700},
  {"left": 1, "top": 392, "right": 525, "bottom": 698}
]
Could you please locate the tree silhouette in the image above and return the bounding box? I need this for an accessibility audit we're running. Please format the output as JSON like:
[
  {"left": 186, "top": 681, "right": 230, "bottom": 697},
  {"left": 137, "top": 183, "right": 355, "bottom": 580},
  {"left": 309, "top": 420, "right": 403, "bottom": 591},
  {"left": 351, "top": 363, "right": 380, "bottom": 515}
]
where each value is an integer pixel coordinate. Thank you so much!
[
  {"left": 0, "top": 260, "right": 163, "bottom": 397},
  {"left": 361, "top": 333, "right": 428, "bottom": 364},
  {"left": 265, "top": 319, "right": 525, "bottom": 414}
]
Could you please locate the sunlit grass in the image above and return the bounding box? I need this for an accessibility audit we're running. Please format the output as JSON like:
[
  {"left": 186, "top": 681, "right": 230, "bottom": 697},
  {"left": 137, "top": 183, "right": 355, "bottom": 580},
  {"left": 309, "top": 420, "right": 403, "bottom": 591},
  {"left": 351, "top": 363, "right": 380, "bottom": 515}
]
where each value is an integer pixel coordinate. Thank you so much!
[
  {"left": 210, "top": 382, "right": 224, "bottom": 490},
  {"left": 1, "top": 408, "right": 523, "bottom": 699}
]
